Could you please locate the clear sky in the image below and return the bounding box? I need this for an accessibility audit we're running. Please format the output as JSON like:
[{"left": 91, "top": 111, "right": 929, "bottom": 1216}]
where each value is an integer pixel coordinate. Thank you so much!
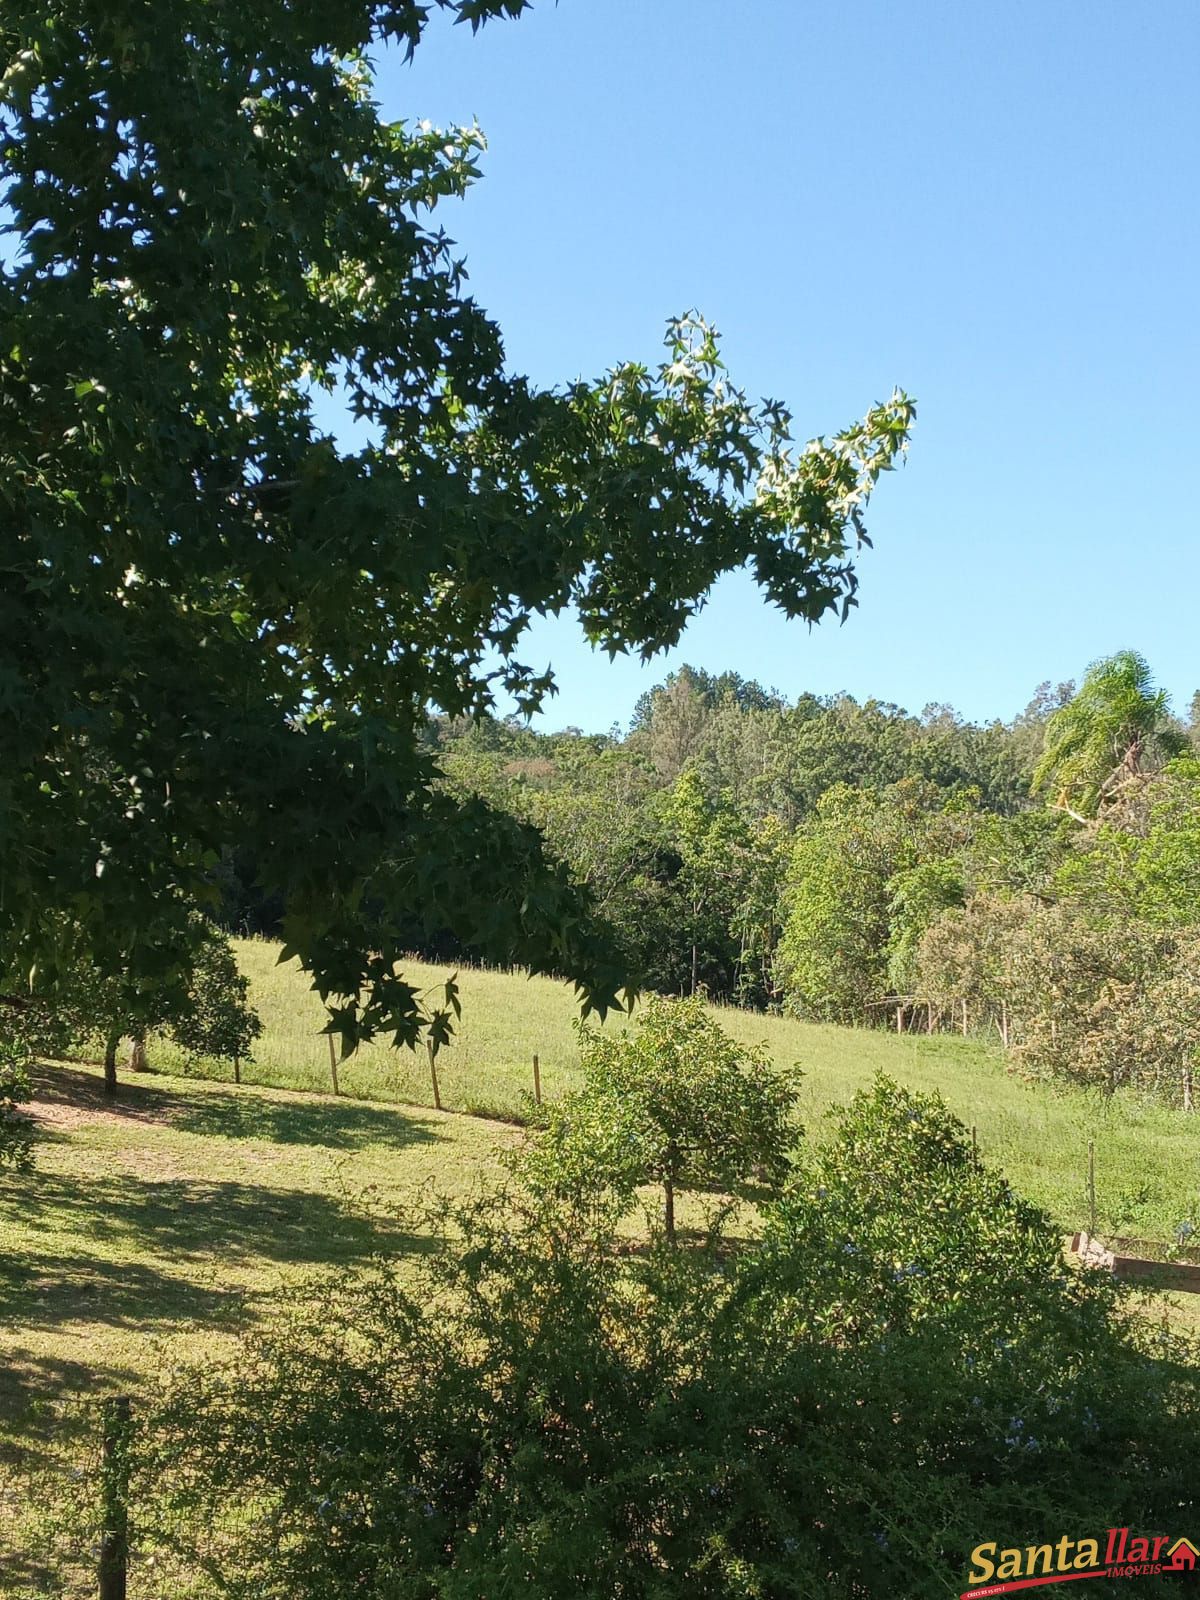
[{"left": 378, "top": 0, "right": 1200, "bottom": 733}]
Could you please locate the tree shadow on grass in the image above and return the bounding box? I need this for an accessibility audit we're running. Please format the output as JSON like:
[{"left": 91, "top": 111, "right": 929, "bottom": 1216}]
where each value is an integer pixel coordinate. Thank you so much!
[
  {"left": 30, "top": 1060, "right": 446, "bottom": 1151},
  {"left": 0, "top": 1345, "right": 144, "bottom": 1434},
  {"left": 2, "top": 1168, "right": 432, "bottom": 1314}
]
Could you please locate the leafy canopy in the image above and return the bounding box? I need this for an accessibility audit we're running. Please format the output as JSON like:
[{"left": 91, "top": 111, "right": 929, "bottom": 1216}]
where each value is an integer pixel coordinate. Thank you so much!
[{"left": 0, "top": 0, "right": 913, "bottom": 1052}]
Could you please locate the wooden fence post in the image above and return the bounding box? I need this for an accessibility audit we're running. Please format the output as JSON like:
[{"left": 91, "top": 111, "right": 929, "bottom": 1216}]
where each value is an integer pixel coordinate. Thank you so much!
[
  {"left": 99, "top": 1395, "right": 131, "bottom": 1600},
  {"left": 427, "top": 1041, "right": 442, "bottom": 1112},
  {"left": 532, "top": 1052, "right": 542, "bottom": 1106},
  {"left": 1087, "top": 1140, "right": 1097, "bottom": 1239},
  {"left": 326, "top": 1032, "right": 340, "bottom": 1096}
]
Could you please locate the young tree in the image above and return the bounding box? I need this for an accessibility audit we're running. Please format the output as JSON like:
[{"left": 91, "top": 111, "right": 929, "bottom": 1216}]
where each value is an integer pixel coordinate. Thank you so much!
[
  {"left": 1033, "top": 651, "right": 1186, "bottom": 820},
  {"left": 160, "top": 927, "right": 264, "bottom": 1076},
  {"left": 5, "top": 911, "right": 262, "bottom": 1097},
  {"left": 520, "top": 997, "right": 799, "bottom": 1242},
  {"left": 0, "top": 0, "right": 914, "bottom": 1055}
]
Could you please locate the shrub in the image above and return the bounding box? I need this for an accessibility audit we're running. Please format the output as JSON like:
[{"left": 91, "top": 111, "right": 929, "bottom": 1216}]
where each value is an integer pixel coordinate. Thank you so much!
[
  {"left": 0, "top": 1033, "right": 33, "bottom": 1171},
  {"left": 0, "top": 998, "right": 69, "bottom": 1170},
  {"left": 168, "top": 926, "right": 263, "bottom": 1067},
  {"left": 134, "top": 1080, "right": 1200, "bottom": 1599}
]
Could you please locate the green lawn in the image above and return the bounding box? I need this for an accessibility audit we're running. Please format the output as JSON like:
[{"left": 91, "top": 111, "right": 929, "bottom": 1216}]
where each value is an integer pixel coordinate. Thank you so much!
[{"left": 0, "top": 1061, "right": 513, "bottom": 1597}]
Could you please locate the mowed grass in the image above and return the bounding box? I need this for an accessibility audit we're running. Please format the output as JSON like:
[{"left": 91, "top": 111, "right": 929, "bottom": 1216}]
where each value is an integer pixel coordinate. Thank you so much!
[
  {"left": 0, "top": 1060, "right": 512, "bottom": 1415},
  {"left": 144, "top": 938, "right": 1200, "bottom": 1246},
  {"left": 0, "top": 1061, "right": 515, "bottom": 1597}
]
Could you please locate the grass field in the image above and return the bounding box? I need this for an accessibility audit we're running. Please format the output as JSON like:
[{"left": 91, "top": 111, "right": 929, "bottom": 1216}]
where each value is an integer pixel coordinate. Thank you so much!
[
  {"left": 147, "top": 938, "right": 1200, "bottom": 1246},
  {"left": 5, "top": 945, "right": 1200, "bottom": 1593}
]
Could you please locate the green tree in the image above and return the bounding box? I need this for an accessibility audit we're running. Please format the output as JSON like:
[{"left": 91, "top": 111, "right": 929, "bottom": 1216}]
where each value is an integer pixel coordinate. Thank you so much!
[
  {"left": 660, "top": 770, "right": 751, "bottom": 998},
  {"left": 1033, "top": 651, "right": 1186, "bottom": 820},
  {"left": 5, "top": 910, "right": 262, "bottom": 1097},
  {"left": 732, "top": 812, "right": 793, "bottom": 1008},
  {"left": 1013, "top": 910, "right": 1194, "bottom": 1104},
  {"left": 1052, "top": 757, "right": 1200, "bottom": 927},
  {"left": 915, "top": 892, "right": 1038, "bottom": 1036},
  {"left": 0, "top": 993, "right": 73, "bottom": 1169},
  {"left": 627, "top": 668, "right": 715, "bottom": 785},
  {"left": 885, "top": 856, "right": 965, "bottom": 996},
  {"left": 776, "top": 781, "right": 948, "bottom": 1022},
  {"left": 0, "top": 0, "right": 913, "bottom": 1054},
  {"left": 168, "top": 927, "right": 264, "bottom": 1073},
  {"left": 1007, "top": 678, "right": 1075, "bottom": 779},
  {"left": 520, "top": 996, "right": 799, "bottom": 1242}
]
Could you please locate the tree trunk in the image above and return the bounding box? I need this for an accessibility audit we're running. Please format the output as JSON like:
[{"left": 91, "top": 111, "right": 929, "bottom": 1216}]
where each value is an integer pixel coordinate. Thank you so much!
[
  {"left": 663, "top": 1176, "right": 676, "bottom": 1245},
  {"left": 1184, "top": 1063, "right": 1194, "bottom": 1114},
  {"left": 127, "top": 1032, "right": 149, "bottom": 1073},
  {"left": 103, "top": 1032, "right": 119, "bottom": 1100}
]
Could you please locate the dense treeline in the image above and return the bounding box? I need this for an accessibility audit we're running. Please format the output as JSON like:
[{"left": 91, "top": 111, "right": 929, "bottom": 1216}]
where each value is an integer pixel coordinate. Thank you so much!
[
  {"left": 214, "top": 668, "right": 1048, "bottom": 980},
  {"left": 211, "top": 651, "right": 1200, "bottom": 1106}
]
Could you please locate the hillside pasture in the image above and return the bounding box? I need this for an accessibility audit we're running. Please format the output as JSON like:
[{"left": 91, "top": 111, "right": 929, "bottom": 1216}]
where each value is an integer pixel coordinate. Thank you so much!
[{"left": 139, "top": 938, "right": 1200, "bottom": 1247}]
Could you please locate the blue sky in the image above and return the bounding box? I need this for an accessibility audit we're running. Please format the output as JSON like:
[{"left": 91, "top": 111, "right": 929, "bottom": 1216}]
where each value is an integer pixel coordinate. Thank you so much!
[{"left": 379, "top": 0, "right": 1199, "bottom": 733}]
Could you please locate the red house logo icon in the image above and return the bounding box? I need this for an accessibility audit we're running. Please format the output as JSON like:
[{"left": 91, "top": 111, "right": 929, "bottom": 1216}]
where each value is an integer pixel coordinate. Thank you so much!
[{"left": 1167, "top": 1536, "right": 1200, "bottom": 1571}]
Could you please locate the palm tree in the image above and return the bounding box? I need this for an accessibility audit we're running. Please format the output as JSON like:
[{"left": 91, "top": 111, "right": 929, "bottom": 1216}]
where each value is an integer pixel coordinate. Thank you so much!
[{"left": 1033, "top": 651, "right": 1186, "bottom": 821}]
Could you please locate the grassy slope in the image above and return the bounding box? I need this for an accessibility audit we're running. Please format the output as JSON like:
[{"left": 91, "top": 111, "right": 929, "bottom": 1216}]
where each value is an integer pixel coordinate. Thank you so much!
[{"left": 147, "top": 938, "right": 1200, "bottom": 1246}]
